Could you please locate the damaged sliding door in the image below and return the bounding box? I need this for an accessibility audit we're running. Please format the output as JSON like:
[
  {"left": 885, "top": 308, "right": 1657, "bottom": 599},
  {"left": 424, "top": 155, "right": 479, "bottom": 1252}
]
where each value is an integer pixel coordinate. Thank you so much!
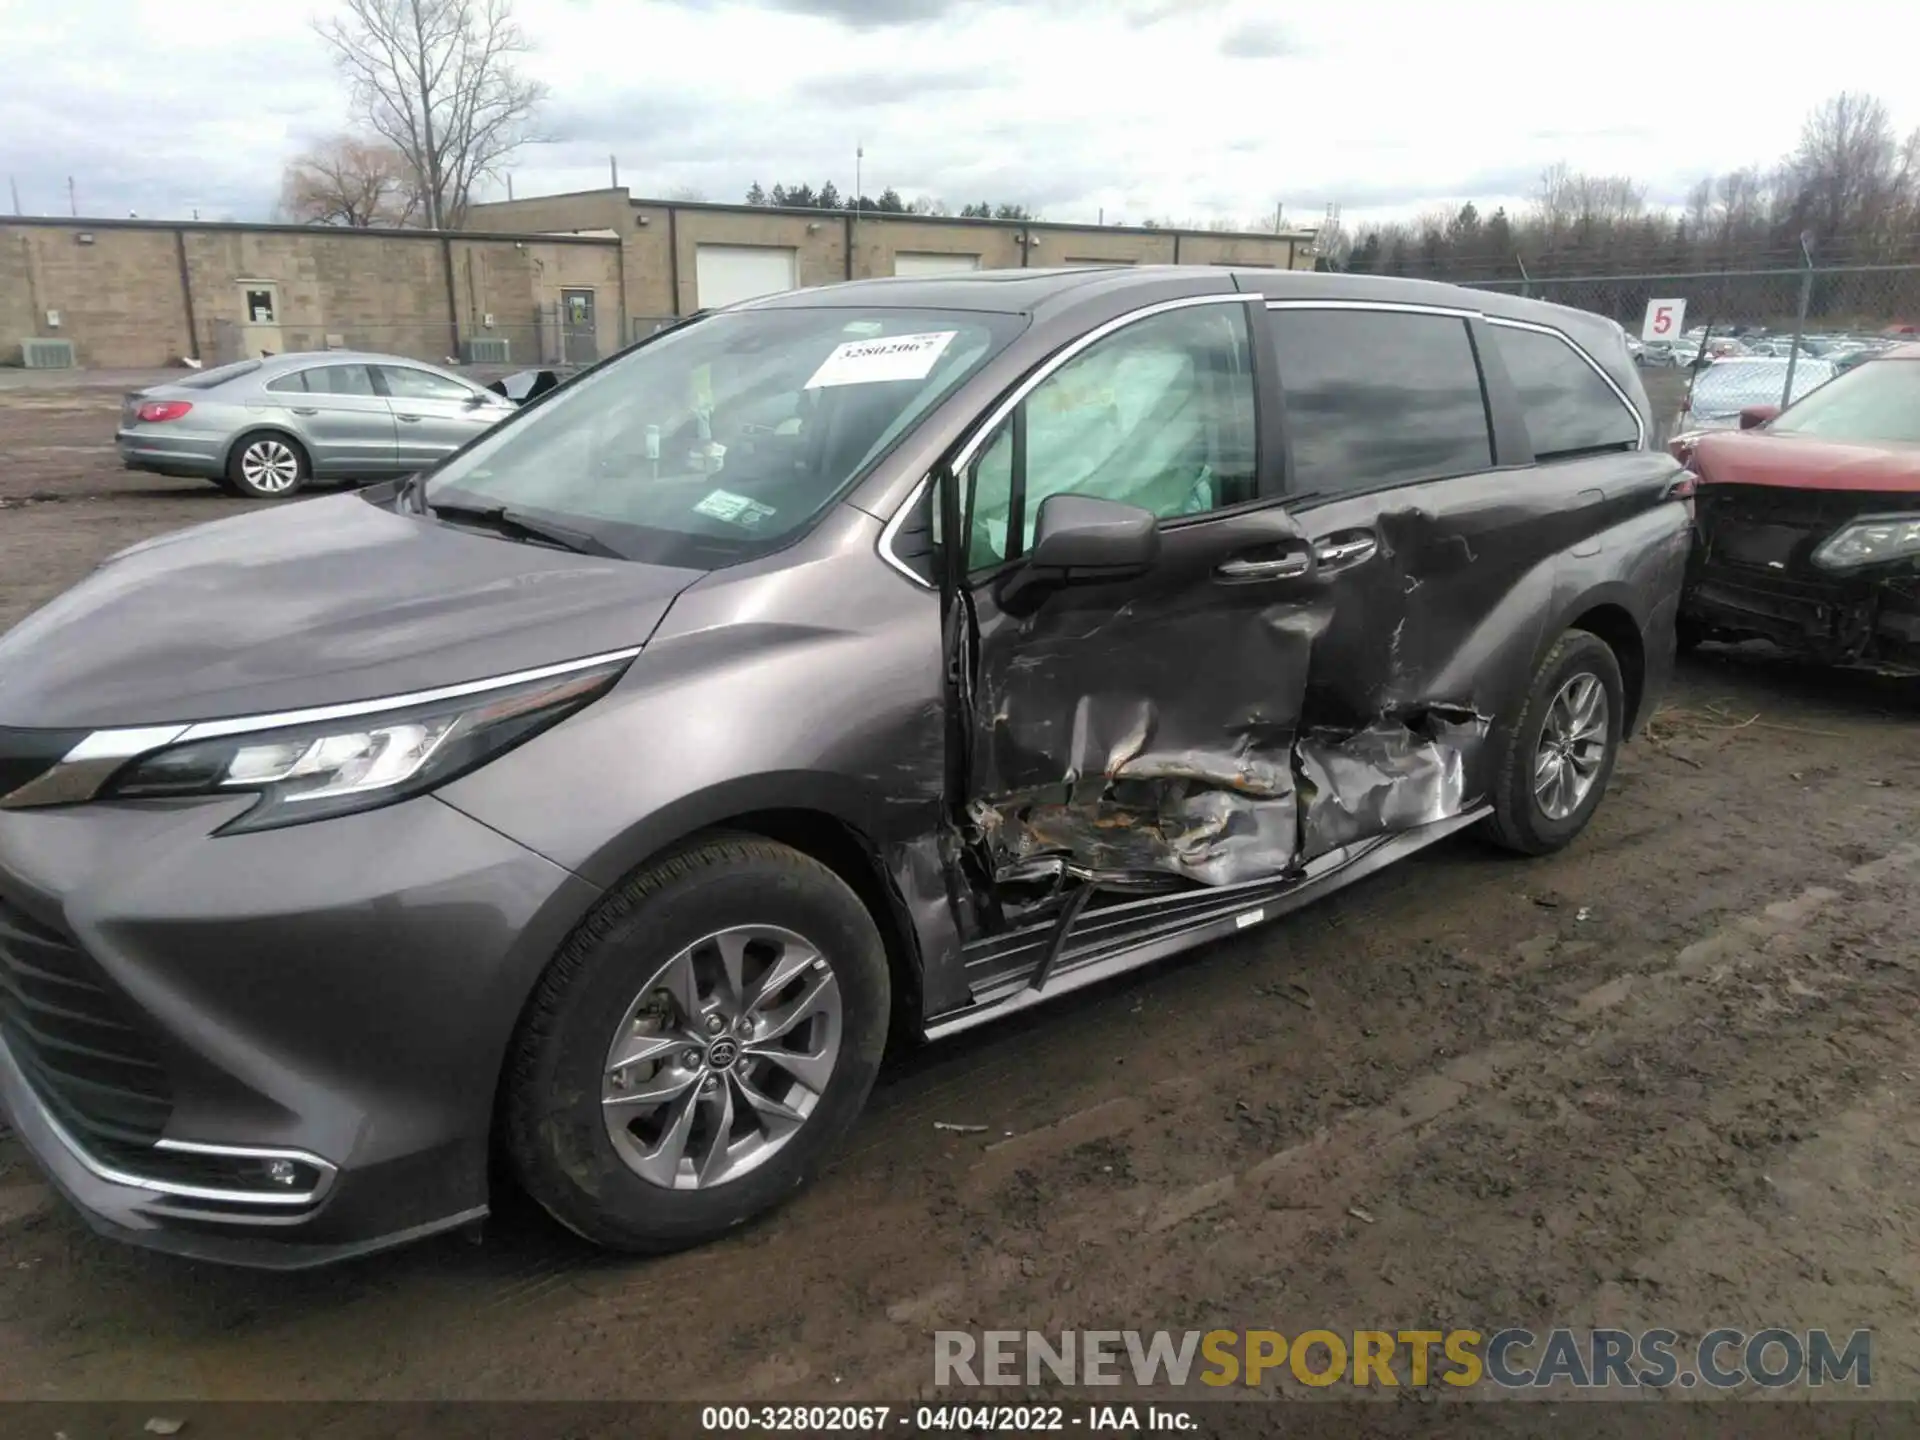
[{"left": 957, "top": 296, "right": 1331, "bottom": 890}]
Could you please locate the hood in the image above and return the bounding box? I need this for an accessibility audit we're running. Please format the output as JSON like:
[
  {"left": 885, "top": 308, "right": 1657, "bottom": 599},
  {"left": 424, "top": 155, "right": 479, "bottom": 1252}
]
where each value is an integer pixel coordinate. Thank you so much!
[
  {"left": 1692, "top": 430, "right": 1920, "bottom": 496},
  {"left": 0, "top": 492, "right": 703, "bottom": 728}
]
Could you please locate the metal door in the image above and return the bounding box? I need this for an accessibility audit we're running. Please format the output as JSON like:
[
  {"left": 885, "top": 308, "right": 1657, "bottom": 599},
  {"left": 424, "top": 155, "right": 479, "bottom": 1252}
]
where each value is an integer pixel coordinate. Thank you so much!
[
  {"left": 238, "top": 282, "right": 284, "bottom": 359},
  {"left": 561, "top": 289, "right": 598, "bottom": 366}
]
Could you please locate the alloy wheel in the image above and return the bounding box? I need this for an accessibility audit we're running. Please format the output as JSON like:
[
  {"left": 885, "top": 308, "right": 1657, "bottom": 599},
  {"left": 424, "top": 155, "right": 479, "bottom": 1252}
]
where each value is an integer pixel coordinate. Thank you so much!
[
  {"left": 240, "top": 439, "right": 301, "bottom": 493},
  {"left": 602, "top": 925, "right": 843, "bottom": 1190},
  {"left": 1533, "top": 672, "right": 1610, "bottom": 821}
]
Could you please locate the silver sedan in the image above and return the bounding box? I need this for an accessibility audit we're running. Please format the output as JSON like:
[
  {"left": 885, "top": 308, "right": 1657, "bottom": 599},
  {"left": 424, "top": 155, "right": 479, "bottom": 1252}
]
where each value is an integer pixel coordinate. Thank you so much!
[{"left": 116, "top": 352, "right": 521, "bottom": 499}]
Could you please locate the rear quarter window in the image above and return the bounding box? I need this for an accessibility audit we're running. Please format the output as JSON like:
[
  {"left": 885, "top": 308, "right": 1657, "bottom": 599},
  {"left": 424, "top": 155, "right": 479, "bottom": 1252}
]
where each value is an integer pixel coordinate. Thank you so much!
[{"left": 1489, "top": 324, "right": 1639, "bottom": 458}]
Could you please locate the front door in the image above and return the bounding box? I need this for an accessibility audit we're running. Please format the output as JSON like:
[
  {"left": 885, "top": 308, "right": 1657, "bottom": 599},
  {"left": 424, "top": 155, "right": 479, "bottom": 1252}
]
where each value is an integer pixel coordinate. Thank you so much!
[
  {"left": 959, "top": 297, "right": 1327, "bottom": 889},
  {"left": 561, "top": 289, "right": 598, "bottom": 365},
  {"left": 238, "top": 282, "right": 284, "bottom": 359},
  {"left": 374, "top": 364, "right": 505, "bottom": 466}
]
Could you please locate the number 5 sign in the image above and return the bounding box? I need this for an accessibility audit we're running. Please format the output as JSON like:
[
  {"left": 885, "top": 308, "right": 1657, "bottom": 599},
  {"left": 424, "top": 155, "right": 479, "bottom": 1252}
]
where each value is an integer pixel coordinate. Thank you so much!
[{"left": 1642, "top": 298, "right": 1686, "bottom": 342}]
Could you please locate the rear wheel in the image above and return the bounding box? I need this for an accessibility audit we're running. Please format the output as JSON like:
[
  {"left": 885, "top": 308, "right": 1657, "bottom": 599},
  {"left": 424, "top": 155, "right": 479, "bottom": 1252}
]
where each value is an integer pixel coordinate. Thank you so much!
[
  {"left": 226, "top": 431, "right": 310, "bottom": 499},
  {"left": 504, "top": 836, "right": 889, "bottom": 1253},
  {"left": 1483, "top": 629, "right": 1625, "bottom": 856}
]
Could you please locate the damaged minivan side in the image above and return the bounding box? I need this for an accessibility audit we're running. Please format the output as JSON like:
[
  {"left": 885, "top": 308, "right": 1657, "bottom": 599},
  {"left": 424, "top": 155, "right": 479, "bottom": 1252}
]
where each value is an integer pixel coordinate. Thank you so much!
[{"left": 0, "top": 268, "right": 1688, "bottom": 1267}]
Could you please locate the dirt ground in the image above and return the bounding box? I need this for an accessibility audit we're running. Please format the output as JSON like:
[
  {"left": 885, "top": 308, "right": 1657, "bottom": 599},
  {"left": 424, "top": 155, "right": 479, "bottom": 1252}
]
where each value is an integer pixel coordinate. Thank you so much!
[{"left": 0, "top": 379, "right": 1916, "bottom": 1408}]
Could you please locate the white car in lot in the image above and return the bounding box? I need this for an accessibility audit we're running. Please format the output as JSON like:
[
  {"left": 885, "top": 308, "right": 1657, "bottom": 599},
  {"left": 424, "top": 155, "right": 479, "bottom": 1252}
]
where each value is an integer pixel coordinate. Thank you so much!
[{"left": 1673, "top": 355, "right": 1838, "bottom": 434}]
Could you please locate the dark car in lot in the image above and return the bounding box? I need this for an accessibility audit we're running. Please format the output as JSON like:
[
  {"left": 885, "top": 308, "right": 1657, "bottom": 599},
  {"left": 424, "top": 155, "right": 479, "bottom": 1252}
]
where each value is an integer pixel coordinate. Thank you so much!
[
  {"left": 1675, "top": 343, "right": 1920, "bottom": 671},
  {"left": 0, "top": 267, "right": 1689, "bottom": 1267}
]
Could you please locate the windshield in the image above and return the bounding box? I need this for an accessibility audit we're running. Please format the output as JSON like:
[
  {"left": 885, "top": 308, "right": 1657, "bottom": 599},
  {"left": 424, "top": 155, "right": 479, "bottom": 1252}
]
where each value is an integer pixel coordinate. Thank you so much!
[
  {"left": 1768, "top": 359, "right": 1920, "bottom": 444},
  {"left": 424, "top": 306, "right": 1022, "bottom": 566},
  {"left": 1692, "top": 360, "right": 1833, "bottom": 413}
]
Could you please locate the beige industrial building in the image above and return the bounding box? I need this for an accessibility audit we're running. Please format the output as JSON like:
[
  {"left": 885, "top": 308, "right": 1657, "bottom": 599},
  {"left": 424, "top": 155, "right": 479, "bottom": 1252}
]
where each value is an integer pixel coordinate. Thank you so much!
[{"left": 2, "top": 189, "right": 1317, "bottom": 369}]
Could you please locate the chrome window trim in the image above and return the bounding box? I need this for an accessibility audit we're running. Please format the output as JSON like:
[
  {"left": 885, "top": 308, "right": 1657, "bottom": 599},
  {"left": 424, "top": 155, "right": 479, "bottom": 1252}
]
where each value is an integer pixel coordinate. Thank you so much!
[
  {"left": 1263, "top": 297, "right": 1482, "bottom": 320},
  {"left": 1484, "top": 315, "right": 1648, "bottom": 450},
  {"left": 0, "top": 648, "right": 640, "bottom": 810},
  {"left": 877, "top": 475, "right": 934, "bottom": 588},
  {"left": 1262, "top": 299, "right": 1648, "bottom": 453},
  {"left": 878, "top": 291, "right": 1257, "bottom": 589},
  {"left": 39, "top": 1102, "right": 336, "bottom": 1208}
]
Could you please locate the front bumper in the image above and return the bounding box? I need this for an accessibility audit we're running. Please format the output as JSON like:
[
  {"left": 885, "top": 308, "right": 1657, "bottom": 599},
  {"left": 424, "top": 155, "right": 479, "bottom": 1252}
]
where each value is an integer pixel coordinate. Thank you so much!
[
  {"left": 0, "top": 792, "right": 599, "bottom": 1267},
  {"left": 116, "top": 429, "right": 225, "bottom": 479},
  {"left": 1685, "top": 559, "right": 1920, "bottom": 670}
]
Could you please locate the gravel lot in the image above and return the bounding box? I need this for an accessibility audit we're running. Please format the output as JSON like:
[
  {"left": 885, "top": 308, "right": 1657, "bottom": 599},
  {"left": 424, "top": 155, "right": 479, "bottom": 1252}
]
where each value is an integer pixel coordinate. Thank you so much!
[{"left": 0, "top": 376, "right": 1916, "bottom": 1408}]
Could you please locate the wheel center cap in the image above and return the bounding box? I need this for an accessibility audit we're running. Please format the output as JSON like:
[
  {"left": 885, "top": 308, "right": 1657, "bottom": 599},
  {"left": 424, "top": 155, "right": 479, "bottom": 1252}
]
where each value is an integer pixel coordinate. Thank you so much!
[{"left": 706, "top": 1037, "right": 740, "bottom": 1070}]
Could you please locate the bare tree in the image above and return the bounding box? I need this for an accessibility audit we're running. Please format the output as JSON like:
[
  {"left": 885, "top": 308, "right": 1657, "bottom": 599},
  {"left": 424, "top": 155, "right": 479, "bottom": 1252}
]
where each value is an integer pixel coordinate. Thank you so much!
[
  {"left": 316, "top": 0, "right": 546, "bottom": 230},
  {"left": 1788, "top": 91, "right": 1903, "bottom": 253},
  {"left": 279, "top": 135, "right": 421, "bottom": 227}
]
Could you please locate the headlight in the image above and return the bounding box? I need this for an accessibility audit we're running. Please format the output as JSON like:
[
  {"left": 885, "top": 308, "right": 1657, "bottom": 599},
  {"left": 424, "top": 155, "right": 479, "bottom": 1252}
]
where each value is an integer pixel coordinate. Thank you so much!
[
  {"left": 1810, "top": 515, "right": 1920, "bottom": 571},
  {"left": 98, "top": 654, "right": 631, "bottom": 833}
]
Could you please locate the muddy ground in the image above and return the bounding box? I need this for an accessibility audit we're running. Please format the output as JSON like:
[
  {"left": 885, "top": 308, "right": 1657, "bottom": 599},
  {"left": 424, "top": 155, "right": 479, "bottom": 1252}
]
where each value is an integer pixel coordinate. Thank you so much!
[{"left": 0, "top": 376, "right": 1915, "bottom": 1410}]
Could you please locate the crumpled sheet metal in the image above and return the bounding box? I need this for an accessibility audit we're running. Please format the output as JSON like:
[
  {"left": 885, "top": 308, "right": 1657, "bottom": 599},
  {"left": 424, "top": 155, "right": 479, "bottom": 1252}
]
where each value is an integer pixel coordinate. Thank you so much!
[
  {"left": 979, "top": 693, "right": 1302, "bottom": 887},
  {"left": 1295, "top": 713, "right": 1488, "bottom": 860},
  {"left": 980, "top": 702, "right": 1489, "bottom": 887}
]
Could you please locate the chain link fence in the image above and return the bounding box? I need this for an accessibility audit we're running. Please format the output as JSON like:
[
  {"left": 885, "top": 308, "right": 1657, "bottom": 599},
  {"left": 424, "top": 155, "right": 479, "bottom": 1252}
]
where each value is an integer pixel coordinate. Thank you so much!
[{"left": 1459, "top": 263, "right": 1920, "bottom": 443}]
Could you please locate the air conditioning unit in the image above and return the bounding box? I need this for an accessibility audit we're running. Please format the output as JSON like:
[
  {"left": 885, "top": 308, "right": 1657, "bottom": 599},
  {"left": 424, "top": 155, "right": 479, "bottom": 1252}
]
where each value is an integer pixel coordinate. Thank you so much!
[
  {"left": 462, "top": 337, "right": 511, "bottom": 364},
  {"left": 19, "top": 338, "right": 75, "bottom": 370}
]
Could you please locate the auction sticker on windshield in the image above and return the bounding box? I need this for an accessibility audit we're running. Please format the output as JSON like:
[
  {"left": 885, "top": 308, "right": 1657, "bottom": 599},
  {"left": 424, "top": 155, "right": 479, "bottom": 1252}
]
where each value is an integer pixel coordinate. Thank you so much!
[
  {"left": 806, "top": 331, "right": 957, "bottom": 389},
  {"left": 693, "top": 489, "right": 777, "bottom": 526}
]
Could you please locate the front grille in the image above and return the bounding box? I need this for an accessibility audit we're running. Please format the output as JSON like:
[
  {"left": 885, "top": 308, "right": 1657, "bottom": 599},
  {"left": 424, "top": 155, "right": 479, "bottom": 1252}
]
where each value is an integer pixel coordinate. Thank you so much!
[{"left": 0, "top": 895, "right": 173, "bottom": 1149}]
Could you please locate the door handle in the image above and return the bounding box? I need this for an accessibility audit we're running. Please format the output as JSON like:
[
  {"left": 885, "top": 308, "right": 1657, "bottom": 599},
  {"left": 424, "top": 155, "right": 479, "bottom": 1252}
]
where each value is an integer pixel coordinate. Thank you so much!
[
  {"left": 396, "top": 414, "right": 422, "bottom": 422},
  {"left": 1312, "top": 534, "right": 1378, "bottom": 567},
  {"left": 1217, "top": 552, "right": 1311, "bottom": 580},
  {"left": 291, "top": 406, "right": 318, "bottom": 416}
]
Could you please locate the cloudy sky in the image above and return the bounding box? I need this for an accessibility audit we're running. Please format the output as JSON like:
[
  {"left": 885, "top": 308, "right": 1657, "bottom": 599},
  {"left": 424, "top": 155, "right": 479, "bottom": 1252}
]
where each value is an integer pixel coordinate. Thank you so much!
[{"left": 1, "top": 0, "right": 1913, "bottom": 230}]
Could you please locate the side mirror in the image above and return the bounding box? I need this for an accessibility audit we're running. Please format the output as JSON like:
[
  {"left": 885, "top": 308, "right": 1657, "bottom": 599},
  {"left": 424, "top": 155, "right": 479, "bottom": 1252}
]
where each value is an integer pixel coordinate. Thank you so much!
[
  {"left": 1738, "top": 403, "right": 1779, "bottom": 430},
  {"left": 996, "top": 495, "right": 1158, "bottom": 610},
  {"left": 463, "top": 390, "right": 489, "bottom": 408}
]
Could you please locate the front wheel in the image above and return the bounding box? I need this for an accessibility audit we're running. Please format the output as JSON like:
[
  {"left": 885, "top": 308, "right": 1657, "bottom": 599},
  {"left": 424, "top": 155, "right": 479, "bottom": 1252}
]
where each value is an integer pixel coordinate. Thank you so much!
[
  {"left": 1482, "top": 629, "right": 1625, "bottom": 856},
  {"left": 504, "top": 836, "right": 890, "bottom": 1253}
]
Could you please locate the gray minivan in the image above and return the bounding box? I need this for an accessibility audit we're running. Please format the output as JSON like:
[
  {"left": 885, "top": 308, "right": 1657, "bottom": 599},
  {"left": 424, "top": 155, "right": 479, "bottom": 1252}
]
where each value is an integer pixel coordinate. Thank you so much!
[{"left": 0, "top": 267, "right": 1689, "bottom": 1266}]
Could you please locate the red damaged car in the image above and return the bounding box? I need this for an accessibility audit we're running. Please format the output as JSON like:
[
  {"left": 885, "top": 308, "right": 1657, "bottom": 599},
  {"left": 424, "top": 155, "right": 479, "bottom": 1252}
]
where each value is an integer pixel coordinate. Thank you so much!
[{"left": 1673, "top": 343, "right": 1920, "bottom": 671}]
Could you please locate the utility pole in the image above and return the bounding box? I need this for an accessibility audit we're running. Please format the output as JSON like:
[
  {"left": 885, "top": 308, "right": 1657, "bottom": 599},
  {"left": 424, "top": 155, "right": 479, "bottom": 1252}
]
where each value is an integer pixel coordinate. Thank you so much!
[
  {"left": 8, "top": 176, "right": 19, "bottom": 216},
  {"left": 855, "top": 144, "right": 863, "bottom": 212},
  {"left": 610, "top": 154, "right": 619, "bottom": 190},
  {"left": 506, "top": 173, "right": 514, "bottom": 201},
  {"left": 68, "top": 177, "right": 77, "bottom": 217}
]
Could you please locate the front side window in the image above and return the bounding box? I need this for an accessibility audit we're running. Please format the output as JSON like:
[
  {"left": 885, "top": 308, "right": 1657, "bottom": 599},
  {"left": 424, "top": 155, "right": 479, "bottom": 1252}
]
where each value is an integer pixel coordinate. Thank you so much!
[
  {"left": 965, "top": 303, "right": 1258, "bottom": 569},
  {"left": 1765, "top": 359, "right": 1920, "bottom": 444},
  {"left": 1490, "top": 324, "right": 1639, "bottom": 459},
  {"left": 426, "top": 307, "right": 1021, "bottom": 567},
  {"left": 1270, "top": 308, "right": 1492, "bottom": 494}
]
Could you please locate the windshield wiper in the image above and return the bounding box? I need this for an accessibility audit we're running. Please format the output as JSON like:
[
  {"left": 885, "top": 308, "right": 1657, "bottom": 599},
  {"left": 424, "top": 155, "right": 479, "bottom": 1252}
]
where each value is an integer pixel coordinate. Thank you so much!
[{"left": 427, "top": 500, "right": 626, "bottom": 559}]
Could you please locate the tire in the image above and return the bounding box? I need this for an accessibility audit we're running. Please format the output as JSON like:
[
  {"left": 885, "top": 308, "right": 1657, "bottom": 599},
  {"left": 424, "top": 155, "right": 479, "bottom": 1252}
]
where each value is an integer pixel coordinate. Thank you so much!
[
  {"left": 1482, "top": 629, "right": 1625, "bottom": 857},
  {"left": 225, "top": 431, "right": 311, "bottom": 499},
  {"left": 504, "top": 835, "right": 890, "bottom": 1253}
]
